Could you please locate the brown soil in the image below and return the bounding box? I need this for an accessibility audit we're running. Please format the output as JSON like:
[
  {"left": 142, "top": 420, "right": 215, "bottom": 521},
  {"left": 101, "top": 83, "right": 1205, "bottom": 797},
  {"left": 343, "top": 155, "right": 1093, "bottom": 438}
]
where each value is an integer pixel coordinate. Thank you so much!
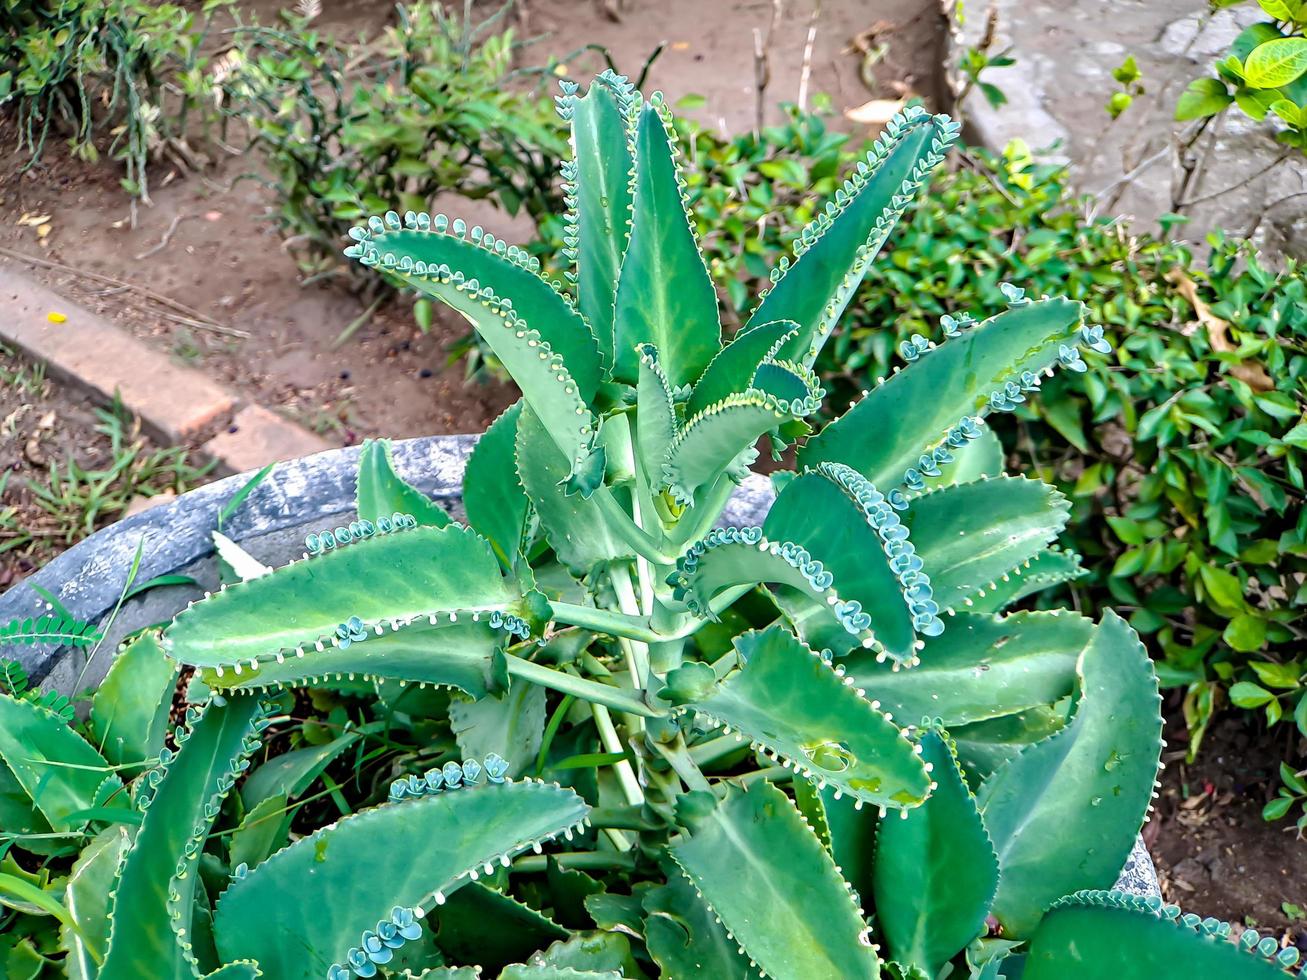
[
  {"left": 0, "top": 344, "right": 212, "bottom": 586},
  {"left": 1150, "top": 702, "right": 1307, "bottom": 947},
  {"left": 0, "top": 0, "right": 944, "bottom": 448}
]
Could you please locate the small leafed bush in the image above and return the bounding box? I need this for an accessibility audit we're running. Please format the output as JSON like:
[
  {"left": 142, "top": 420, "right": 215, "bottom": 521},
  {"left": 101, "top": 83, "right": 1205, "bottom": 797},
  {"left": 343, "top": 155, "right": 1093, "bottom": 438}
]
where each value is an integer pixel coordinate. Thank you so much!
[
  {"left": 0, "top": 74, "right": 1298, "bottom": 979},
  {"left": 0, "top": 0, "right": 227, "bottom": 198},
  {"left": 217, "top": 1, "right": 566, "bottom": 283}
]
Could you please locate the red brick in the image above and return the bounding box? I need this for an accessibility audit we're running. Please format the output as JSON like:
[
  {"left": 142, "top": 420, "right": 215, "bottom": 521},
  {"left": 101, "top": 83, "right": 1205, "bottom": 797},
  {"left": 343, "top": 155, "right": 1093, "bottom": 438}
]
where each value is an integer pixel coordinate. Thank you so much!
[
  {"left": 0, "top": 267, "right": 236, "bottom": 442},
  {"left": 202, "top": 405, "right": 333, "bottom": 475}
]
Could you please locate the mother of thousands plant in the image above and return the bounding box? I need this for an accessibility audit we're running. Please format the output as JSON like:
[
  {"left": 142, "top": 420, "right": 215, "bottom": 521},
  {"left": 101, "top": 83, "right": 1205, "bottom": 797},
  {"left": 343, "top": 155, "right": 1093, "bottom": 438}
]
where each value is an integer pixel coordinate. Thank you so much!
[{"left": 1, "top": 73, "right": 1300, "bottom": 979}]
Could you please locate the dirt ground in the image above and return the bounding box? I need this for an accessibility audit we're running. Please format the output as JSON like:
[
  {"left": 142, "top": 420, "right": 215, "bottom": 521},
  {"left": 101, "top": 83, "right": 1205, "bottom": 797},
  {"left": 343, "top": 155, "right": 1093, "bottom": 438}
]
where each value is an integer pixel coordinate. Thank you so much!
[
  {"left": 1151, "top": 700, "right": 1307, "bottom": 945},
  {"left": 0, "top": 0, "right": 943, "bottom": 447}
]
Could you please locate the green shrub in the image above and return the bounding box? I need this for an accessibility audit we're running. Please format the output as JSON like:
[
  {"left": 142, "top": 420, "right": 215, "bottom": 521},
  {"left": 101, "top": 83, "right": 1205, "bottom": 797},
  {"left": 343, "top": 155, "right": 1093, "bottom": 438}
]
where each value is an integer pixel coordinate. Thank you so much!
[
  {"left": 1173, "top": 0, "right": 1307, "bottom": 153},
  {"left": 0, "top": 0, "right": 226, "bottom": 199},
  {"left": 218, "top": 2, "right": 566, "bottom": 284}
]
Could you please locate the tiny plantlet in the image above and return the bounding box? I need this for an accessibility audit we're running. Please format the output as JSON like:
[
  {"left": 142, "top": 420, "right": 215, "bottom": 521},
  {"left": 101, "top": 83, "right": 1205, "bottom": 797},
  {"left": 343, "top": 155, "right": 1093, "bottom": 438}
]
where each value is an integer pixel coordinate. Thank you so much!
[{"left": 0, "top": 73, "right": 1295, "bottom": 979}]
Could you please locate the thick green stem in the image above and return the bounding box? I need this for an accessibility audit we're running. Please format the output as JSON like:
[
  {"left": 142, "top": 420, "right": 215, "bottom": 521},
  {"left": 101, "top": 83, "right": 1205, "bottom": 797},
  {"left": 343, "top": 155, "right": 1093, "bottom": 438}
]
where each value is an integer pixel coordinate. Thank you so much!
[
  {"left": 513, "top": 852, "right": 636, "bottom": 873},
  {"left": 591, "top": 703, "right": 646, "bottom": 810},
  {"left": 548, "top": 601, "right": 661, "bottom": 643},
  {"left": 592, "top": 487, "right": 677, "bottom": 564},
  {"left": 655, "top": 736, "right": 712, "bottom": 793},
  {"left": 589, "top": 805, "right": 661, "bottom": 831},
  {"left": 505, "top": 655, "right": 663, "bottom": 719},
  {"left": 609, "top": 565, "right": 650, "bottom": 689}
]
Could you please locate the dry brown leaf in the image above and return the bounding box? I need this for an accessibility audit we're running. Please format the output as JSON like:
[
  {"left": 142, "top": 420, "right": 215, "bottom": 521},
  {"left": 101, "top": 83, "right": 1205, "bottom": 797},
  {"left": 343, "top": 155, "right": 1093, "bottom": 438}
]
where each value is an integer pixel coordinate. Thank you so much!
[
  {"left": 844, "top": 98, "right": 906, "bottom": 127},
  {"left": 1165, "top": 266, "right": 1274, "bottom": 392}
]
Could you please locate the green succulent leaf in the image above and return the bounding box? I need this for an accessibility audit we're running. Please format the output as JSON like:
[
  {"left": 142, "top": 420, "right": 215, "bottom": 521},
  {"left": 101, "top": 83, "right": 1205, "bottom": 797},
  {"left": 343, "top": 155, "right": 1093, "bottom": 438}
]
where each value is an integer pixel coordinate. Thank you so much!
[
  {"left": 91, "top": 632, "right": 179, "bottom": 769},
  {"left": 800, "top": 297, "right": 1088, "bottom": 488},
  {"left": 962, "top": 549, "right": 1087, "bottom": 614},
  {"left": 347, "top": 217, "right": 603, "bottom": 399},
  {"left": 872, "top": 730, "right": 999, "bottom": 977},
  {"left": 922, "top": 427, "right": 1004, "bottom": 489},
  {"left": 516, "top": 405, "right": 633, "bottom": 574},
  {"left": 663, "top": 377, "right": 821, "bottom": 505},
  {"left": 356, "top": 439, "right": 452, "bottom": 529},
  {"left": 1025, "top": 891, "right": 1294, "bottom": 978},
  {"left": 849, "top": 610, "right": 1090, "bottom": 727},
  {"left": 763, "top": 462, "right": 935, "bottom": 662},
  {"left": 241, "top": 727, "right": 367, "bottom": 809},
  {"left": 977, "top": 611, "right": 1162, "bottom": 936},
  {"left": 746, "top": 107, "right": 958, "bottom": 366},
  {"left": 563, "top": 72, "right": 636, "bottom": 366},
  {"left": 670, "top": 780, "right": 879, "bottom": 979},
  {"left": 0, "top": 692, "right": 120, "bottom": 833},
  {"left": 100, "top": 694, "right": 269, "bottom": 980},
  {"left": 685, "top": 319, "right": 800, "bottom": 420},
  {"left": 464, "top": 401, "right": 530, "bottom": 569},
  {"left": 497, "top": 966, "right": 621, "bottom": 980},
  {"left": 164, "top": 524, "right": 527, "bottom": 669},
  {"left": 687, "top": 626, "right": 930, "bottom": 808},
  {"left": 200, "top": 618, "right": 514, "bottom": 700},
  {"left": 904, "top": 476, "right": 1071, "bottom": 613},
  {"left": 213, "top": 779, "right": 590, "bottom": 980},
  {"left": 643, "top": 869, "right": 763, "bottom": 980},
  {"left": 952, "top": 706, "right": 1071, "bottom": 787},
  {"left": 635, "top": 343, "right": 678, "bottom": 485},
  {"left": 612, "top": 97, "right": 721, "bottom": 387},
  {"left": 451, "top": 682, "right": 546, "bottom": 778},
  {"left": 200, "top": 965, "right": 262, "bottom": 980},
  {"left": 434, "top": 881, "right": 567, "bottom": 973},
  {"left": 63, "top": 828, "right": 131, "bottom": 980},
  {"left": 668, "top": 528, "right": 879, "bottom": 651},
  {"left": 353, "top": 247, "right": 604, "bottom": 495}
]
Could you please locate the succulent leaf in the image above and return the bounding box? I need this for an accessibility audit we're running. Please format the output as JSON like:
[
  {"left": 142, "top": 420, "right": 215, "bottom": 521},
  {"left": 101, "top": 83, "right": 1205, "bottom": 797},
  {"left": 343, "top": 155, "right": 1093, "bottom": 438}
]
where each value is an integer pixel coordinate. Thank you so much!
[
  {"left": 200, "top": 617, "right": 516, "bottom": 700},
  {"left": 352, "top": 254, "right": 604, "bottom": 495},
  {"left": 635, "top": 343, "right": 678, "bottom": 486},
  {"left": 164, "top": 525, "right": 527, "bottom": 670},
  {"left": 763, "top": 462, "right": 935, "bottom": 662},
  {"left": 0, "top": 692, "right": 120, "bottom": 833},
  {"left": 872, "top": 730, "right": 999, "bottom": 976},
  {"left": 663, "top": 381, "right": 821, "bottom": 505},
  {"left": 213, "top": 779, "right": 590, "bottom": 980},
  {"left": 643, "top": 869, "right": 763, "bottom": 980},
  {"left": 62, "top": 828, "right": 131, "bottom": 980},
  {"left": 921, "top": 426, "right": 1004, "bottom": 490},
  {"left": 346, "top": 216, "right": 604, "bottom": 398},
  {"left": 356, "top": 439, "right": 452, "bottom": 529},
  {"left": 670, "top": 780, "right": 880, "bottom": 979},
  {"left": 667, "top": 527, "right": 879, "bottom": 651},
  {"left": 685, "top": 626, "right": 930, "bottom": 809},
  {"left": 611, "top": 97, "right": 721, "bottom": 387},
  {"left": 451, "top": 682, "right": 546, "bottom": 779},
  {"left": 498, "top": 966, "right": 621, "bottom": 979},
  {"left": 1025, "top": 891, "right": 1294, "bottom": 978},
  {"left": 433, "top": 881, "right": 567, "bottom": 973},
  {"left": 464, "top": 401, "right": 530, "bottom": 569},
  {"left": 685, "top": 318, "right": 800, "bottom": 420},
  {"left": 100, "top": 694, "right": 269, "bottom": 980},
  {"left": 800, "top": 297, "right": 1088, "bottom": 488},
  {"left": 849, "top": 610, "right": 1090, "bottom": 727},
  {"left": 746, "top": 108, "right": 958, "bottom": 366},
  {"left": 963, "top": 548, "right": 1087, "bottom": 614},
  {"left": 564, "top": 73, "right": 636, "bottom": 365},
  {"left": 951, "top": 706, "right": 1070, "bottom": 787},
  {"left": 516, "top": 405, "right": 634, "bottom": 574},
  {"left": 91, "top": 631, "right": 179, "bottom": 768},
  {"left": 903, "top": 476, "right": 1071, "bottom": 614},
  {"left": 977, "top": 611, "right": 1163, "bottom": 936}
]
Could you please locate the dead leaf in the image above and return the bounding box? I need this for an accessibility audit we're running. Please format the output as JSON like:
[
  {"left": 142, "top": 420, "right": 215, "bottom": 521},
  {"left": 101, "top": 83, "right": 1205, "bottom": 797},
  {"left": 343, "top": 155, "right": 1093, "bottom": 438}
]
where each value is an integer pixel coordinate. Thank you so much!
[
  {"left": 844, "top": 98, "right": 906, "bottom": 127},
  {"left": 125, "top": 490, "right": 175, "bottom": 517},
  {"left": 16, "top": 213, "right": 51, "bottom": 228},
  {"left": 23, "top": 411, "right": 55, "bottom": 466},
  {"left": 1165, "top": 267, "right": 1274, "bottom": 392}
]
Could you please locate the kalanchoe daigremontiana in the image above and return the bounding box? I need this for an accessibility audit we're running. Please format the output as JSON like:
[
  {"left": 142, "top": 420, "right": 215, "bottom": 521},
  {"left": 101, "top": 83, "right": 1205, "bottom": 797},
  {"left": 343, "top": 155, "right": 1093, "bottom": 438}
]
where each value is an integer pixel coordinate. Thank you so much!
[{"left": 0, "top": 73, "right": 1283, "bottom": 979}]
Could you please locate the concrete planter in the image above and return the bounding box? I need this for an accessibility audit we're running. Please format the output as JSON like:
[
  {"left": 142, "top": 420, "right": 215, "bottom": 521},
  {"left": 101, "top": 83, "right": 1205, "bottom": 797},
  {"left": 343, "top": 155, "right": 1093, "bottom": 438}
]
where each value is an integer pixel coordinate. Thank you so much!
[{"left": 0, "top": 434, "right": 1158, "bottom": 896}]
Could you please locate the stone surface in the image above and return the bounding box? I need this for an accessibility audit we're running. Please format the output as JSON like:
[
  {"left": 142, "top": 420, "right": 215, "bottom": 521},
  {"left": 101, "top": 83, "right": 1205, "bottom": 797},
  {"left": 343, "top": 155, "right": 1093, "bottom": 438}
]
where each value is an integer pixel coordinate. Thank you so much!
[
  {"left": 954, "top": 0, "right": 1307, "bottom": 255},
  {"left": 201, "top": 405, "right": 333, "bottom": 476},
  {"left": 0, "top": 266, "right": 236, "bottom": 443}
]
